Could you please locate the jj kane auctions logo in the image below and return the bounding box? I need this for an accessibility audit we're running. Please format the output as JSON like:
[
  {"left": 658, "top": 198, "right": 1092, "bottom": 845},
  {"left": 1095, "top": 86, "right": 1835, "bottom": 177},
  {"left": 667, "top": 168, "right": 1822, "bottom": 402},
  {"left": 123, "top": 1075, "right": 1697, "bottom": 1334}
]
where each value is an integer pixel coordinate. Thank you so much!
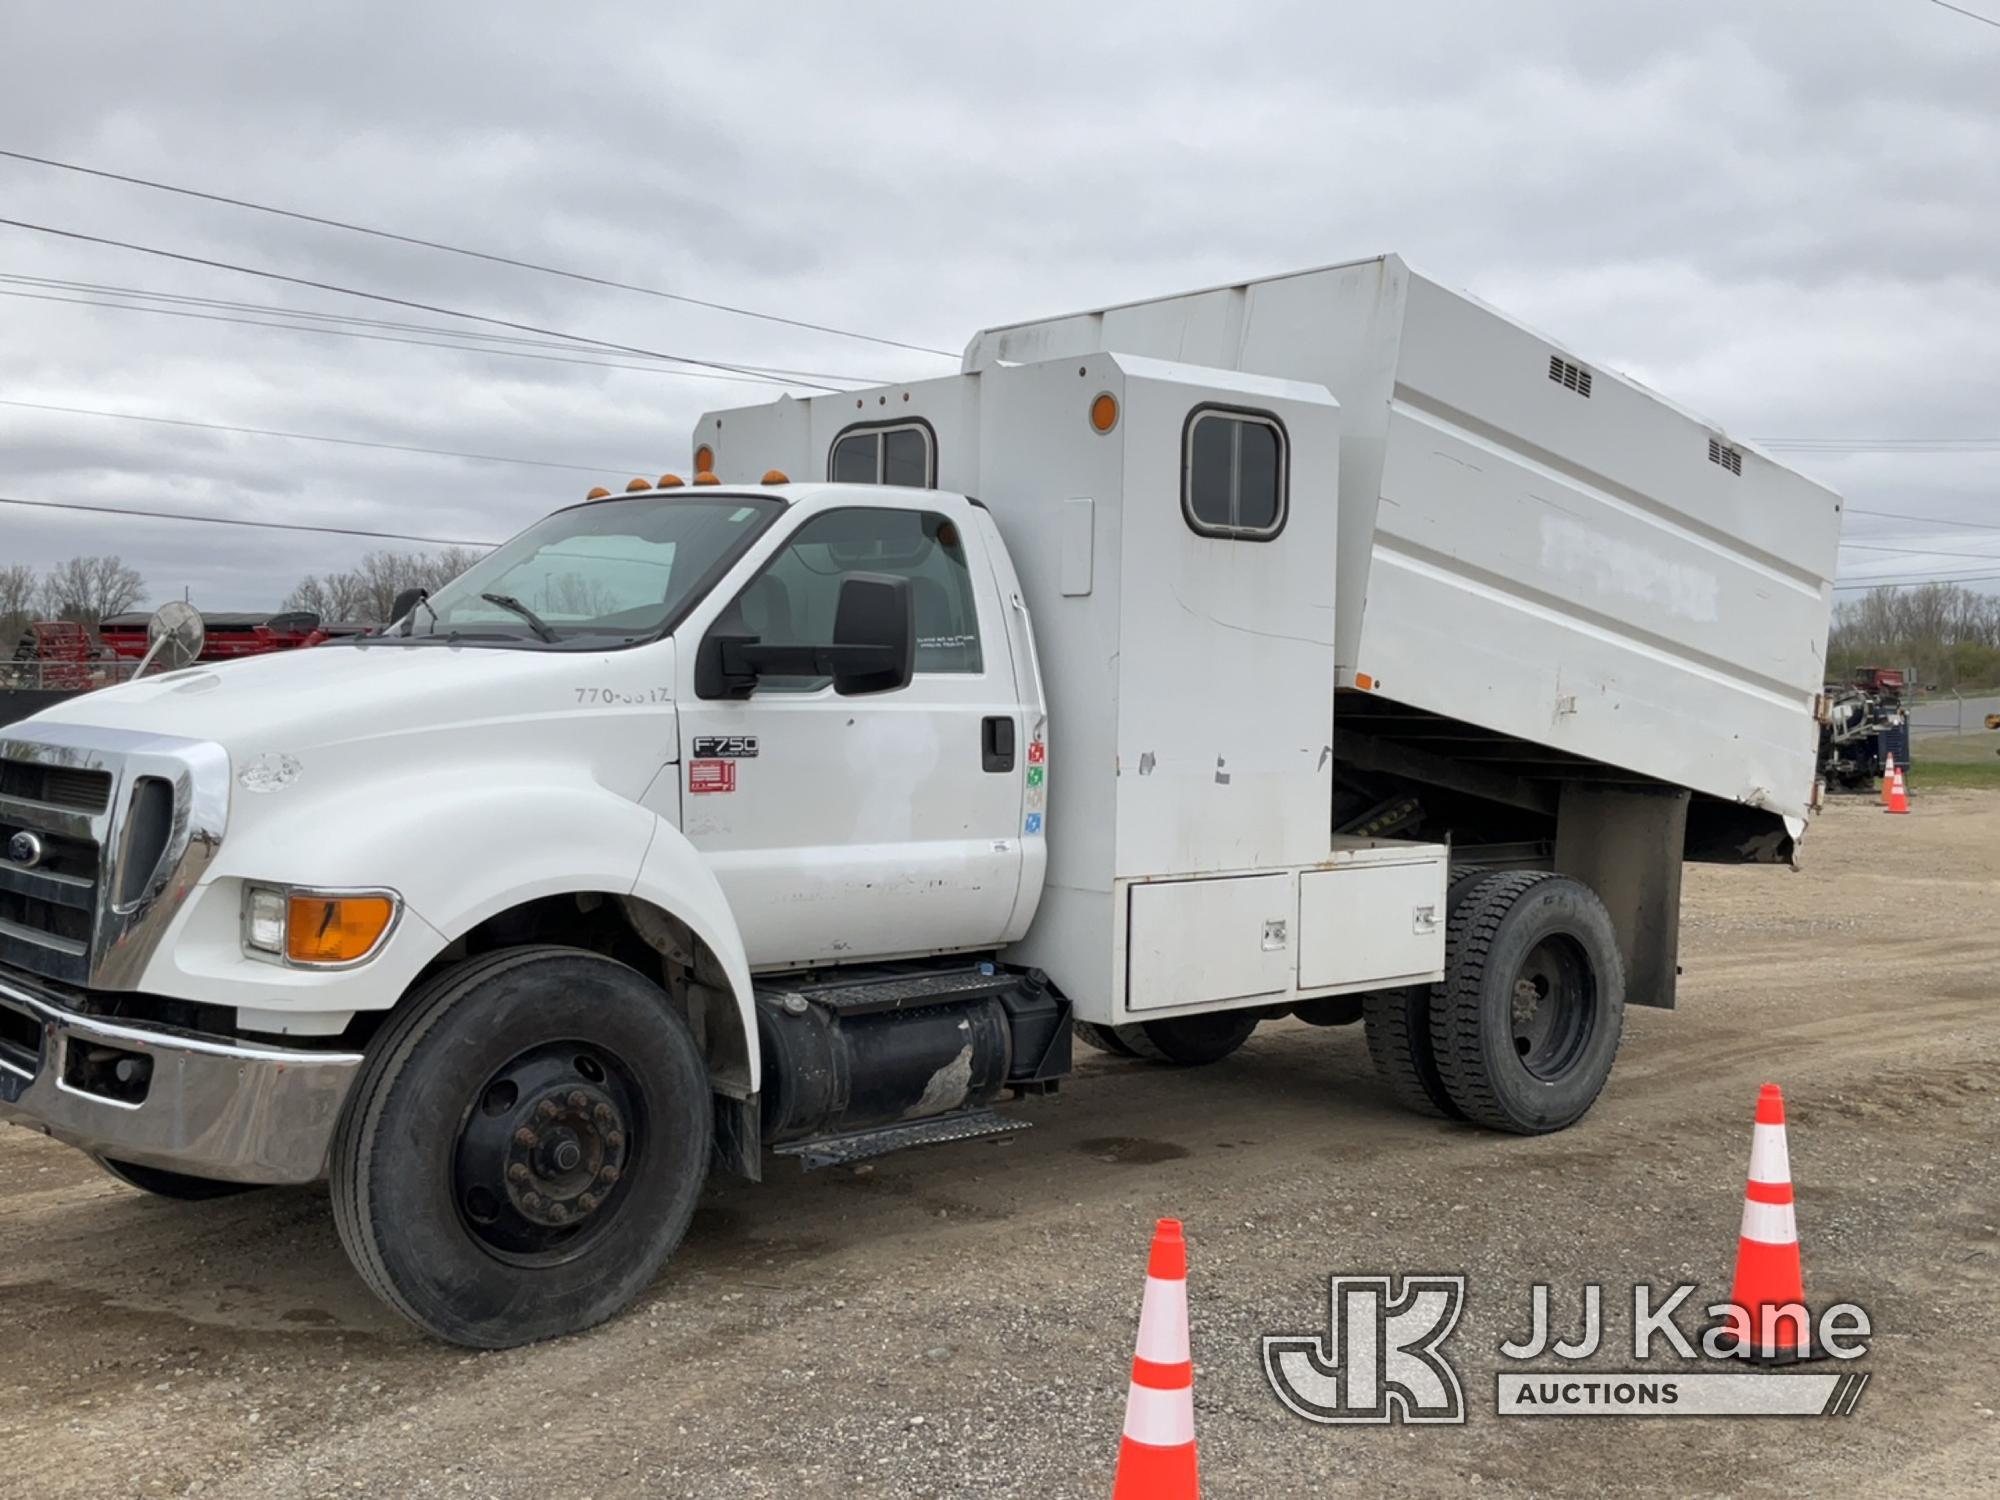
[{"left": 1263, "top": 1278, "right": 1873, "bottom": 1422}]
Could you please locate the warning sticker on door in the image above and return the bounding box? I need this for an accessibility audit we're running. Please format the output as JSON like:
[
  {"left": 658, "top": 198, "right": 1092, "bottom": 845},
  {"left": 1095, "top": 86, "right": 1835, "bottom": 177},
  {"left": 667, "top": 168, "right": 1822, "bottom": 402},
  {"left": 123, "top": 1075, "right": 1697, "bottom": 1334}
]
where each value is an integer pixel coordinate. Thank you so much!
[
  {"left": 1027, "top": 740, "right": 1046, "bottom": 766},
  {"left": 689, "top": 759, "right": 737, "bottom": 794}
]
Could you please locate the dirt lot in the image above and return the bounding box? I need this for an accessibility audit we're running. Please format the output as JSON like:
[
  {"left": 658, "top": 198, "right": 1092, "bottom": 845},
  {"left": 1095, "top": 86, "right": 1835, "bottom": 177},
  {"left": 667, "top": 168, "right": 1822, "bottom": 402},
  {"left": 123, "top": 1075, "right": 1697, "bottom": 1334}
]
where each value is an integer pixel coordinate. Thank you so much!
[{"left": 3, "top": 793, "right": 1997, "bottom": 1499}]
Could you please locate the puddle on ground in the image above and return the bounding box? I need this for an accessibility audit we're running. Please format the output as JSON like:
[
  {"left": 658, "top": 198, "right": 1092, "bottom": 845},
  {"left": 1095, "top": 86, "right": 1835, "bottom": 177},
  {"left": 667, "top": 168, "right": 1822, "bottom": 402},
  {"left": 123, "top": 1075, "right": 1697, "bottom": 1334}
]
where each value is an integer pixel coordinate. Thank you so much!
[{"left": 1075, "top": 1137, "right": 1190, "bottom": 1165}]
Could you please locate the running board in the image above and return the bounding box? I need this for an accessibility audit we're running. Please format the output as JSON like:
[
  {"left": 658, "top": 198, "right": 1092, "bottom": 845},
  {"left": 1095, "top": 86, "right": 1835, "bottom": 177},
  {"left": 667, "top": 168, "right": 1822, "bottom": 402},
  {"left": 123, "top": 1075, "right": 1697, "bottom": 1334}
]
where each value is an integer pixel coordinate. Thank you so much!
[{"left": 773, "top": 1109, "right": 1033, "bottom": 1171}]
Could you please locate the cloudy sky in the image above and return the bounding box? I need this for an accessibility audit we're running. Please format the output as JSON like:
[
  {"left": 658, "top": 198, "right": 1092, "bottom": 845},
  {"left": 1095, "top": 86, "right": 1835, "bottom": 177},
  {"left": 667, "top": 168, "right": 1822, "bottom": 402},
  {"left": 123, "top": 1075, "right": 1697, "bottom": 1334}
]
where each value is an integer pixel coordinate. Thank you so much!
[{"left": 3, "top": 0, "right": 1998, "bottom": 612}]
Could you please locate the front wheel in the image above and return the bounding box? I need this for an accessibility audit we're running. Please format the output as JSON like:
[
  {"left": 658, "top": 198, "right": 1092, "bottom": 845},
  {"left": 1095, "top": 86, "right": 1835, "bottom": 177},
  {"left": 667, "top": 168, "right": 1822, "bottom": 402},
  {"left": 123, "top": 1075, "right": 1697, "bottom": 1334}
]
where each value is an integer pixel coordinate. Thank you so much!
[
  {"left": 1428, "top": 872, "right": 1625, "bottom": 1134},
  {"left": 330, "top": 946, "right": 712, "bottom": 1348}
]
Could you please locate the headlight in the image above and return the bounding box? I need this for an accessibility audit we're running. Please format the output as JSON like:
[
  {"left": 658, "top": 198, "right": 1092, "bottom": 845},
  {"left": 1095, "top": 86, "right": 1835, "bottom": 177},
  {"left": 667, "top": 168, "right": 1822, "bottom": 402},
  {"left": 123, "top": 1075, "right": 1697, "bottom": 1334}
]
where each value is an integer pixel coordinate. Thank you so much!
[{"left": 241, "top": 883, "right": 401, "bottom": 967}]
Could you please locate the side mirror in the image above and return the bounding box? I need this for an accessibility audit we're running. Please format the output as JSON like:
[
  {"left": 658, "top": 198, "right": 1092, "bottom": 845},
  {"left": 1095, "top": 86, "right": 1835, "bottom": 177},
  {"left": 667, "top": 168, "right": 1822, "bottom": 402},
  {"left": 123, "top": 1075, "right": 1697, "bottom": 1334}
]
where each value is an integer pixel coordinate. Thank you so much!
[
  {"left": 389, "top": 587, "right": 427, "bottom": 626},
  {"left": 695, "top": 573, "right": 915, "bottom": 699}
]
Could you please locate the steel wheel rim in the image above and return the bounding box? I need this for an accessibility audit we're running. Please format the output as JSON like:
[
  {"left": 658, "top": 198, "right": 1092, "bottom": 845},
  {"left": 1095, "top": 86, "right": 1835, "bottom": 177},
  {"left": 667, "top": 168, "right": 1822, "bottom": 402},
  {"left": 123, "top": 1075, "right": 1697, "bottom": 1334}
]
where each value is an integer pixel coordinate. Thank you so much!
[
  {"left": 452, "top": 1041, "right": 642, "bottom": 1265},
  {"left": 1508, "top": 933, "right": 1595, "bottom": 1081}
]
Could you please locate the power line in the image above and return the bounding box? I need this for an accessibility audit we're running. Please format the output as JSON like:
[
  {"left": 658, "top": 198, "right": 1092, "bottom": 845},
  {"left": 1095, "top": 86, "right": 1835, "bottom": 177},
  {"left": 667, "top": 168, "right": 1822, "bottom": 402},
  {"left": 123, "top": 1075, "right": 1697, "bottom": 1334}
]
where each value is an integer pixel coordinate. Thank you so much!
[
  {"left": 1835, "top": 571, "right": 2000, "bottom": 591},
  {"left": 1927, "top": 0, "right": 2000, "bottom": 31},
  {"left": 0, "top": 398, "right": 652, "bottom": 476},
  {"left": 0, "top": 148, "right": 957, "bottom": 358},
  {"left": 1848, "top": 505, "right": 2000, "bottom": 533},
  {"left": 0, "top": 272, "right": 887, "bottom": 382},
  {"left": 1, "top": 493, "right": 498, "bottom": 548},
  {"left": 1759, "top": 437, "right": 2000, "bottom": 451},
  {"left": 1842, "top": 540, "right": 2000, "bottom": 562},
  {"left": 0, "top": 218, "right": 848, "bottom": 391},
  {"left": 0, "top": 286, "right": 856, "bottom": 387}
]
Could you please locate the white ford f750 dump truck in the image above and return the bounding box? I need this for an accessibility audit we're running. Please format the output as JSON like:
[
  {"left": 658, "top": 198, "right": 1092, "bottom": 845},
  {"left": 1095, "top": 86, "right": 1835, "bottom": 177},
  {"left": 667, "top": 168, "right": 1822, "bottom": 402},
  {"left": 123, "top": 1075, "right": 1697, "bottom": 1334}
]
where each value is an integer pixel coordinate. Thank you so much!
[{"left": 0, "top": 255, "right": 1841, "bottom": 1346}]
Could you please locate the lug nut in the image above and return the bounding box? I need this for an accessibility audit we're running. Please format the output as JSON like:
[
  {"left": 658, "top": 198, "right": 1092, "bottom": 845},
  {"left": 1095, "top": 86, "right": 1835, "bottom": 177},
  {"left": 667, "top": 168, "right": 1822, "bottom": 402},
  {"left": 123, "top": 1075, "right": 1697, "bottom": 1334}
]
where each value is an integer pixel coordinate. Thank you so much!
[
  {"left": 578, "top": 1192, "right": 600, "bottom": 1213},
  {"left": 507, "top": 1163, "right": 530, "bottom": 1184},
  {"left": 513, "top": 1127, "right": 538, "bottom": 1149},
  {"left": 598, "top": 1165, "right": 620, "bottom": 1185},
  {"left": 521, "top": 1191, "right": 542, "bottom": 1212},
  {"left": 568, "top": 1090, "right": 590, "bottom": 1110},
  {"left": 537, "top": 1099, "right": 559, "bottom": 1121},
  {"left": 547, "top": 1202, "right": 569, "bottom": 1223},
  {"left": 593, "top": 1103, "right": 614, "bottom": 1128},
  {"left": 605, "top": 1130, "right": 624, "bottom": 1151}
]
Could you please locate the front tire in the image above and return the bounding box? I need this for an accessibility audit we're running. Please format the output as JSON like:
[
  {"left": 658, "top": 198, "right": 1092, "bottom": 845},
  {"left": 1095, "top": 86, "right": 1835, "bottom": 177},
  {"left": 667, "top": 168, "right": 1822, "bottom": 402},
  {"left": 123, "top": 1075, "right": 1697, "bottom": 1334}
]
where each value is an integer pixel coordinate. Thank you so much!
[
  {"left": 330, "top": 946, "right": 712, "bottom": 1348},
  {"left": 1428, "top": 872, "right": 1625, "bottom": 1134},
  {"left": 94, "top": 1156, "right": 258, "bottom": 1200}
]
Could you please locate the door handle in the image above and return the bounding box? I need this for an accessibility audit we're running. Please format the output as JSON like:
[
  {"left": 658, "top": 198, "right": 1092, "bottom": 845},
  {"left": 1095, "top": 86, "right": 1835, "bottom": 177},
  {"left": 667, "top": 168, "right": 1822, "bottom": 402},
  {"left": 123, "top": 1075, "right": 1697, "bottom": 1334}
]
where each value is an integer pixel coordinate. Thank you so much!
[{"left": 981, "top": 715, "right": 1016, "bottom": 773}]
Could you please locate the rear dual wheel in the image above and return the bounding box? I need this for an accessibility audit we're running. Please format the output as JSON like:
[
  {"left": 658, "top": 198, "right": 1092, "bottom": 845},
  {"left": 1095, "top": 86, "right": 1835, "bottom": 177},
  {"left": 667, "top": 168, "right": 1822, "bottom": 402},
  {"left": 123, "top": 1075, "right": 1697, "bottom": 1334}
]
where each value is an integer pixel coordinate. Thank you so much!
[
  {"left": 331, "top": 946, "right": 711, "bottom": 1348},
  {"left": 1365, "top": 871, "right": 1624, "bottom": 1134},
  {"left": 1074, "top": 1011, "right": 1261, "bottom": 1066}
]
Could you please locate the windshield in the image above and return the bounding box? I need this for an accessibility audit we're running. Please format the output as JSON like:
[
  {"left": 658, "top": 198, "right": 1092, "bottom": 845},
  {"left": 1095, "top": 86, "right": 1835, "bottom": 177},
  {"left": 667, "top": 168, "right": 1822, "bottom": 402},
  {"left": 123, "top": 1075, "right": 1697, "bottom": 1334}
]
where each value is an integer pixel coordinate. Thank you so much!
[{"left": 385, "top": 494, "right": 784, "bottom": 647}]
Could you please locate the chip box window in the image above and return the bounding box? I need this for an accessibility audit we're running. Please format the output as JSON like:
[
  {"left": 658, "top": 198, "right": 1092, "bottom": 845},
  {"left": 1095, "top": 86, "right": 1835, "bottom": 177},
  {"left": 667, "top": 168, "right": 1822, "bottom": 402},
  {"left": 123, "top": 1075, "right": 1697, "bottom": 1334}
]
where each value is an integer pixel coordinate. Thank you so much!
[
  {"left": 1182, "top": 407, "right": 1288, "bottom": 540},
  {"left": 829, "top": 421, "right": 936, "bottom": 488}
]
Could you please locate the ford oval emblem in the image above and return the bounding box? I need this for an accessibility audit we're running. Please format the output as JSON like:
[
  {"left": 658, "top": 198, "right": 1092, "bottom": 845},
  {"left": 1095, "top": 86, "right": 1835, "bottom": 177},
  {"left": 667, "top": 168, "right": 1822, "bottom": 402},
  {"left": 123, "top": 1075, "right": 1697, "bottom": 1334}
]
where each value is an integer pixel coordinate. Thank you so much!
[{"left": 6, "top": 831, "right": 44, "bottom": 869}]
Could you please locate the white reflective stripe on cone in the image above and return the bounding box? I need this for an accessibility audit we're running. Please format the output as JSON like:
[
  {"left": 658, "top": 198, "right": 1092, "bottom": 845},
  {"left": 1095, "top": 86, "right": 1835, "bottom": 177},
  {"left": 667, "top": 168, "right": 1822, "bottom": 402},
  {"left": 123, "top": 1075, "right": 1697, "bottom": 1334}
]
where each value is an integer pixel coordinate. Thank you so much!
[
  {"left": 1747, "top": 1123, "right": 1792, "bottom": 1185},
  {"left": 1740, "top": 1197, "right": 1798, "bottom": 1245},
  {"left": 1135, "top": 1277, "right": 1190, "bottom": 1364},
  {"left": 1122, "top": 1380, "right": 1196, "bottom": 1447}
]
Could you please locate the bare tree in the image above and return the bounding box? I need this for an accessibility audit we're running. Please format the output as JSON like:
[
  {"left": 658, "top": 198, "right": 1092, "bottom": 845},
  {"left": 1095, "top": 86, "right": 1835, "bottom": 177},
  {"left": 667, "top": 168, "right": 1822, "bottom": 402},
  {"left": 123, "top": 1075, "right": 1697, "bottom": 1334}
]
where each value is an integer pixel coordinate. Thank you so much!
[
  {"left": 0, "top": 562, "right": 38, "bottom": 653},
  {"left": 283, "top": 546, "right": 488, "bottom": 624},
  {"left": 35, "top": 555, "right": 147, "bottom": 628},
  {"left": 1828, "top": 582, "right": 2000, "bottom": 692}
]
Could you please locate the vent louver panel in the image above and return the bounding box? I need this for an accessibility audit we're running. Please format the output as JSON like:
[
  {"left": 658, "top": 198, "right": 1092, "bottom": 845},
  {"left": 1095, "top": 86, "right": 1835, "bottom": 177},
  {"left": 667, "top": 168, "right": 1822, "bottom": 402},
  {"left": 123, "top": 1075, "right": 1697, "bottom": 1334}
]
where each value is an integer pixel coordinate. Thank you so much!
[
  {"left": 1547, "top": 354, "right": 1592, "bottom": 398},
  {"left": 1708, "top": 437, "right": 1743, "bottom": 475}
]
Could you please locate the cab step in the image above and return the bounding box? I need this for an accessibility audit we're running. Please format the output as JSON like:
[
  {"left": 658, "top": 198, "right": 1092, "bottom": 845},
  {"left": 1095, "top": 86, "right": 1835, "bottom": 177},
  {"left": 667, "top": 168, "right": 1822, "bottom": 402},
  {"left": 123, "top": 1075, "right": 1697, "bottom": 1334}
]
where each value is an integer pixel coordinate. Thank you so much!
[{"left": 773, "top": 1108, "right": 1033, "bottom": 1171}]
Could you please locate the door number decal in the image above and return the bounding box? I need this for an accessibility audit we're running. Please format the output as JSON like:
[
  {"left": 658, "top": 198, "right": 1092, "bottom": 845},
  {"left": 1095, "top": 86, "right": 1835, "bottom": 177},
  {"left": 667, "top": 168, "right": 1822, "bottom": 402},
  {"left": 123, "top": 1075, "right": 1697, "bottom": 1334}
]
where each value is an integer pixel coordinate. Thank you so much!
[
  {"left": 689, "top": 759, "right": 737, "bottom": 794},
  {"left": 692, "top": 735, "right": 759, "bottom": 758}
]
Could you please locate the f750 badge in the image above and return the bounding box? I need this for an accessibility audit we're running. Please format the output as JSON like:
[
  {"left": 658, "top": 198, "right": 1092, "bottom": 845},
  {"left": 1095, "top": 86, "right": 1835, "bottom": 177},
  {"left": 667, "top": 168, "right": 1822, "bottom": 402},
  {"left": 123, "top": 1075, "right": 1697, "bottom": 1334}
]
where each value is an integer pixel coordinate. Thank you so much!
[{"left": 692, "top": 736, "right": 759, "bottom": 758}]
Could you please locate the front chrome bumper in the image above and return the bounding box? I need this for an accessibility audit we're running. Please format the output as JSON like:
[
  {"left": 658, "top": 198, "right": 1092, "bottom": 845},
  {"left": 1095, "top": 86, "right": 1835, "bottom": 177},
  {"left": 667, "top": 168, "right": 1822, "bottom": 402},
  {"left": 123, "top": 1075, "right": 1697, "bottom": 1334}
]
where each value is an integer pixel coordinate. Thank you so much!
[{"left": 0, "top": 970, "right": 361, "bottom": 1184}]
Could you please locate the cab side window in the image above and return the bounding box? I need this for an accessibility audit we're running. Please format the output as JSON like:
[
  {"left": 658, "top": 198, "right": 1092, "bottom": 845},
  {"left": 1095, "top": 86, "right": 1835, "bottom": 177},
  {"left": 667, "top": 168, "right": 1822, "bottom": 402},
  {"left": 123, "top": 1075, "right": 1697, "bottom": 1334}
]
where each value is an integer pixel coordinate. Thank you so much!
[
  {"left": 722, "top": 507, "right": 982, "bottom": 692},
  {"left": 828, "top": 422, "right": 935, "bottom": 487}
]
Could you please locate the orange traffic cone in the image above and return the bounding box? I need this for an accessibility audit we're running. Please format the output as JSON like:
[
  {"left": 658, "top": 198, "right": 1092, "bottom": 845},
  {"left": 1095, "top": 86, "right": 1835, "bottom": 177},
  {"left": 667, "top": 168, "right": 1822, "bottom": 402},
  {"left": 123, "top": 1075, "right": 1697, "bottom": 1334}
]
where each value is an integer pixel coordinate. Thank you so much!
[
  {"left": 1885, "top": 763, "right": 1910, "bottom": 814},
  {"left": 1112, "top": 1219, "right": 1199, "bottom": 1500},
  {"left": 1879, "top": 752, "right": 1895, "bottom": 805},
  {"left": 1727, "top": 1084, "right": 1810, "bottom": 1360}
]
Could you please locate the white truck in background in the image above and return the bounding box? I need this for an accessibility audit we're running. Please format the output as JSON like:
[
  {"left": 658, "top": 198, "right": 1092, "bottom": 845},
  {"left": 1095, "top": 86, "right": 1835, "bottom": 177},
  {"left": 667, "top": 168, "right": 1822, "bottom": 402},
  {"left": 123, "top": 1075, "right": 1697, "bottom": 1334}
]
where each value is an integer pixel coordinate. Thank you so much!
[{"left": 0, "top": 255, "right": 1841, "bottom": 1346}]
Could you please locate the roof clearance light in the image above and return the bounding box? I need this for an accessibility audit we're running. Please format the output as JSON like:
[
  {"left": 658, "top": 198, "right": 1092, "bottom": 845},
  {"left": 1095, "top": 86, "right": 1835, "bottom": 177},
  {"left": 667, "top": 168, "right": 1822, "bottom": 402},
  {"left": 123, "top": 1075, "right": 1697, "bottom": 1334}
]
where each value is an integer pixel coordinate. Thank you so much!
[
  {"left": 658, "top": 473, "right": 685, "bottom": 488},
  {"left": 586, "top": 486, "right": 611, "bottom": 500},
  {"left": 693, "top": 472, "right": 722, "bottom": 486},
  {"left": 1090, "top": 392, "right": 1119, "bottom": 433},
  {"left": 694, "top": 445, "right": 715, "bottom": 475},
  {"left": 625, "top": 477, "right": 652, "bottom": 492},
  {"left": 762, "top": 470, "right": 790, "bottom": 485}
]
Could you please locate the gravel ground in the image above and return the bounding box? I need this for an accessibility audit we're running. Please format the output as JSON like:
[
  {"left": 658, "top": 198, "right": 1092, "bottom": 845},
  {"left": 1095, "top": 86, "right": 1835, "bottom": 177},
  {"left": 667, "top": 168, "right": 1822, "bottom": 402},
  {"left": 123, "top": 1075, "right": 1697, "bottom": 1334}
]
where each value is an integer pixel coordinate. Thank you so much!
[{"left": 2, "top": 793, "right": 1997, "bottom": 1499}]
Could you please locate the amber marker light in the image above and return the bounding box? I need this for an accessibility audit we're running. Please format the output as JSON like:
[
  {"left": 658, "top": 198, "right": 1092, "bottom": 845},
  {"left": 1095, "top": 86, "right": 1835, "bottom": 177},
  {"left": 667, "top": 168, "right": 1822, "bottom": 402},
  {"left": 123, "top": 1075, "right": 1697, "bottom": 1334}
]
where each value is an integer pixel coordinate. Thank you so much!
[
  {"left": 1090, "top": 392, "right": 1119, "bottom": 433},
  {"left": 285, "top": 893, "right": 397, "bottom": 965}
]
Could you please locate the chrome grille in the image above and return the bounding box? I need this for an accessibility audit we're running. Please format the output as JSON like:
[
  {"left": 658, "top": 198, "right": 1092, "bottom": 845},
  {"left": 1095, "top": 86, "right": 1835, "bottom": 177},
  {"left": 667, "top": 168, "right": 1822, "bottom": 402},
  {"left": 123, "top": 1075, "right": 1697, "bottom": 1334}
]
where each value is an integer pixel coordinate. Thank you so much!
[
  {"left": 0, "top": 725, "right": 228, "bottom": 989},
  {"left": 0, "top": 772, "right": 108, "bottom": 985}
]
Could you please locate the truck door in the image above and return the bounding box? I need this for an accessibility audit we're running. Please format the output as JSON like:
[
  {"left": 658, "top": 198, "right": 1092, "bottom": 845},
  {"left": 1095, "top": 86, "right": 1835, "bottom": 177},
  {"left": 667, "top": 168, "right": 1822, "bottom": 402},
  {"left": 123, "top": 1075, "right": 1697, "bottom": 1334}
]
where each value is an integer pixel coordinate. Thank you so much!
[{"left": 675, "top": 499, "right": 1028, "bottom": 969}]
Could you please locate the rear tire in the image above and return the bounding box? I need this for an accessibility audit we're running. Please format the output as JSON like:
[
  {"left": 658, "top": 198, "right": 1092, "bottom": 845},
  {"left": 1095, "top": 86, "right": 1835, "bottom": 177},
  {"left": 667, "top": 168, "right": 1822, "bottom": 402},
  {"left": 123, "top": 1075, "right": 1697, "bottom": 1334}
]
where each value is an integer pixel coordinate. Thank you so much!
[
  {"left": 1112, "top": 1010, "right": 1259, "bottom": 1066},
  {"left": 94, "top": 1156, "right": 258, "bottom": 1200},
  {"left": 1073, "top": 1020, "right": 1141, "bottom": 1058},
  {"left": 1361, "top": 869, "right": 1489, "bottom": 1119},
  {"left": 1428, "top": 872, "right": 1625, "bottom": 1134},
  {"left": 330, "top": 946, "right": 711, "bottom": 1348}
]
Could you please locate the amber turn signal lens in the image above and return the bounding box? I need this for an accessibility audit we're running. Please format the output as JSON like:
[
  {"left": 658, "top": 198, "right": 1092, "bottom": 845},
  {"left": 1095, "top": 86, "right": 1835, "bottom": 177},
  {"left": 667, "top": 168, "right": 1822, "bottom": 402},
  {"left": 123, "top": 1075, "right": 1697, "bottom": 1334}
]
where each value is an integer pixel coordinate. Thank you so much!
[
  {"left": 762, "top": 469, "right": 790, "bottom": 485},
  {"left": 625, "top": 477, "right": 652, "bottom": 492},
  {"left": 1090, "top": 392, "right": 1119, "bottom": 433},
  {"left": 286, "top": 894, "right": 395, "bottom": 965},
  {"left": 658, "top": 473, "right": 685, "bottom": 488},
  {"left": 586, "top": 485, "right": 611, "bottom": 500},
  {"left": 694, "top": 445, "right": 715, "bottom": 475},
  {"left": 692, "top": 472, "right": 722, "bottom": 485}
]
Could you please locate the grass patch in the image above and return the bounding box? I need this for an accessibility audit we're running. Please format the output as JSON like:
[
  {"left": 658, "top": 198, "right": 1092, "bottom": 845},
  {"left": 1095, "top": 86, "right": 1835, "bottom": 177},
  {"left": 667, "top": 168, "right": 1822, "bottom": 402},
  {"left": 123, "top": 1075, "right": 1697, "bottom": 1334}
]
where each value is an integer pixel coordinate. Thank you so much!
[{"left": 1906, "top": 732, "right": 2000, "bottom": 788}]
